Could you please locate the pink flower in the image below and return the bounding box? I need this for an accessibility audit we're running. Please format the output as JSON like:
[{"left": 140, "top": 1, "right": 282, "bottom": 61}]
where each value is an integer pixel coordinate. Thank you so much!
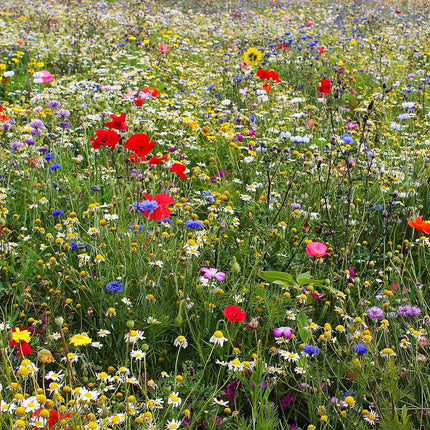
[
  {"left": 273, "top": 326, "right": 294, "bottom": 337},
  {"left": 306, "top": 242, "right": 330, "bottom": 257},
  {"left": 239, "top": 62, "right": 249, "bottom": 69},
  {"left": 158, "top": 44, "right": 169, "bottom": 53},
  {"left": 201, "top": 267, "right": 226, "bottom": 281}
]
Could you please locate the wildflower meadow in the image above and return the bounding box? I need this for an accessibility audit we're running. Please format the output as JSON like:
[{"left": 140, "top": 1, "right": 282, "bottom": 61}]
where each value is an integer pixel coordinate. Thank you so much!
[{"left": 1, "top": 0, "right": 430, "bottom": 428}]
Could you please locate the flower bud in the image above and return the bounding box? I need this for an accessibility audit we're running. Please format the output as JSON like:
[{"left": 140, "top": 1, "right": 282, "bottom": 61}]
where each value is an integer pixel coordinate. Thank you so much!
[
  {"left": 230, "top": 257, "right": 241, "bottom": 274},
  {"left": 126, "top": 320, "right": 134, "bottom": 329},
  {"left": 55, "top": 316, "right": 64, "bottom": 327}
]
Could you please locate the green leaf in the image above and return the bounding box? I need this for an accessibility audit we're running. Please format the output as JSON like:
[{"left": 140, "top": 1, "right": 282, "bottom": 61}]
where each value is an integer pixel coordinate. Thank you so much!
[
  {"left": 297, "top": 312, "right": 310, "bottom": 343},
  {"left": 258, "top": 271, "right": 295, "bottom": 287}
]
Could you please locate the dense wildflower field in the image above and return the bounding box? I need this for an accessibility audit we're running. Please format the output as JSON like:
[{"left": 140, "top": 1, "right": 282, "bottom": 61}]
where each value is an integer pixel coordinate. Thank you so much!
[{"left": 1, "top": 0, "right": 430, "bottom": 428}]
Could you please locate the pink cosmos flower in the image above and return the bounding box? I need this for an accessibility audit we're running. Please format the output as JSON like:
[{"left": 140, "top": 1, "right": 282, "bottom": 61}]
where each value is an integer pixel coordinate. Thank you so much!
[
  {"left": 201, "top": 268, "right": 226, "bottom": 281},
  {"left": 306, "top": 242, "right": 330, "bottom": 257},
  {"left": 273, "top": 326, "right": 294, "bottom": 337},
  {"left": 158, "top": 44, "right": 169, "bottom": 53}
]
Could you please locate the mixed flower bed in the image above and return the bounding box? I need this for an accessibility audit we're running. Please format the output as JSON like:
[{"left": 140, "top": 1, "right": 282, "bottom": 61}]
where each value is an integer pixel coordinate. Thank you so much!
[{"left": 0, "top": 0, "right": 430, "bottom": 428}]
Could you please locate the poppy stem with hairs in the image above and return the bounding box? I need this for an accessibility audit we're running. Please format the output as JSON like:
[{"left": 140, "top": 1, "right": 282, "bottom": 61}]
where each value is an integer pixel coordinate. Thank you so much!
[{"left": 59, "top": 327, "right": 76, "bottom": 388}]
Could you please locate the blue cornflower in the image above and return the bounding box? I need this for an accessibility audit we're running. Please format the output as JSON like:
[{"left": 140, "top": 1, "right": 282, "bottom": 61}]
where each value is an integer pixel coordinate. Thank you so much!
[
  {"left": 49, "top": 163, "right": 61, "bottom": 171},
  {"left": 341, "top": 134, "right": 353, "bottom": 145},
  {"left": 69, "top": 241, "right": 78, "bottom": 250},
  {"left": 133, "top": 200, "right": 158, "bottom": 214},
  {"left": 185, "top": 220, "right": 203, "bottom": 229},
  {"left": 352, "top": 344, "right": 368, "bottom": 355},
  {"left": 51, "top": 210, "right": 63, "bottom": 217},
  {"left": 44, "top": 153, "right": 54, "bottom": 161},
  {"left": 302, "top": 345, "right": 320, "bottom": 356},
  {"left": 106, "top": 281, "right": 123, "bottom": 293}
]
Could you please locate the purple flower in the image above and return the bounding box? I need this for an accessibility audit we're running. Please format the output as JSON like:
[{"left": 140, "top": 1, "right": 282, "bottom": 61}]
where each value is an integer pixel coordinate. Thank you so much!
[
  {"left": 280, "top": 392, "right": 294, "bottom": 408},
  {"left": 397, "top": 305, "right": 421, "bottom": 318},
  {"left": 290, "top": 203, "right": 301, "bottom": 210},
  {"left": 201, "top": 267, "right": 226, "bottom": 281},
  {"left": 51, "top": 210, "right": 63, "bottom": 217},
  {"left": 367, "top": 306, "right": 384, "bottom": 320},
  {"left": 48, "top": 100, "right": 61, "bottom": 109},
  {"left": 30, "top": 119, "right": 44, "bottom": 129},
  {"left": 57, "top": 109, "right": 70, "bottom": 118},
  {"left": 273, "top": 326, "right": 294, "bottom": 337}
]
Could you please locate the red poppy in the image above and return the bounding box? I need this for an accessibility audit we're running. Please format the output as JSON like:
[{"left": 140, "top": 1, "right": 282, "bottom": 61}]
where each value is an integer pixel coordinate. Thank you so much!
[
  {"left": 170, "top": 163, "right": 188, "bottom": 179},
  {"left": 33, "top": 409, "right": 72, "bottom": 429},
  {"left": 223, "top": 305, "right": 246, "bottom": 322},
  {"left": 90, "top": 129, "right": 119, "bottom": 150},
  {"left": 256, "top": 69, "right": 281, "bottom": 83},
  {"left": 262, "top": 82, "right": 272, "bottom": 93},
  {"left": 317, "top": 47, "right": 325, "bottom": 53},
  {"left": 148, "top": 154, "right": 168, "bottom": 165},
  {"left": 256, "top": 69, "right": 272, "bottom": 80},
  {"left": 141, "top": 193, "right": 175, "bottom": 220},
  {"left": 104, "top": 113, "right": 128, "bottom": 131},
  {"left": 128, "top": 154, "right": 145, "bottom": 163},
  {"left": 124, "top": 134, "right": 155, "bottom": 158},
  {"left": 8, "top": 328, "right": 34, "bottom": 356},
  {"left": 279, "top": 43, "right": 290, "bottom": 51},
  {"left": 134, "top": 97, "right": 144, "bottom": 106},
  {"left": 141, "top": 87, "right": 159, "bottom": 97},
  {"left": 317, "top": 79, "right": 332, "bottom": 94}
]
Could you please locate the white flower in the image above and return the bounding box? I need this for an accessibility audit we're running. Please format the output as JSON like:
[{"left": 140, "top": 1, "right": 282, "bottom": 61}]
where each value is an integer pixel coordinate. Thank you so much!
[
  {"left": 97, "top": 329, "right": 111, "bottom": 337},
  {"left": 173, "top": 336, "right": 188, "bottom": 348},
  {"left": 165, "top": 419, "right": 182, "bottom": 429},
  {"left": 167, "top": 392, "right": 182, "bottom": 407},
  {"left": 209, "top": 330, "right": 228, "bottom": 347},
  {"left": 130, "top": 350, "right": 146, "bottom": 361}
]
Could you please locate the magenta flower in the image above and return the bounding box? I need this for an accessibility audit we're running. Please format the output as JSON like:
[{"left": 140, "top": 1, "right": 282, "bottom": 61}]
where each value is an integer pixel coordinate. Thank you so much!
[
  {"left": 273, "top": 326, "right": 294, "bottom": 337},
  {"left": 158, "top": 44, "right": 169, "bottom": 53},
  {"left": 201, "top": 268, "right": 226, "bottom": 281},
  {"left": 306, "top": 242, "right": 330, "bottom": 257}
]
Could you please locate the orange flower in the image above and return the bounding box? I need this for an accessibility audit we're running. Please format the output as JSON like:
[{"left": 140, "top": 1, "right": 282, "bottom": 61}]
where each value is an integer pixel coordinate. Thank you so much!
[{"left": 408, "top": 216, "right": 430, "bottom": 234}]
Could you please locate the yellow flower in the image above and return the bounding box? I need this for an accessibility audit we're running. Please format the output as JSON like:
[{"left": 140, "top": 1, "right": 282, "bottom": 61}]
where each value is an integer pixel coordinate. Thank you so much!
[
  {"left": 12, "top": 328, "right": 31, "bottom": 343},
  {"left": 243, "top": 47, "right": 263, "bottom": 65},
  {"left": 69, "top": 333, "right": 92, "bottom": 346}
]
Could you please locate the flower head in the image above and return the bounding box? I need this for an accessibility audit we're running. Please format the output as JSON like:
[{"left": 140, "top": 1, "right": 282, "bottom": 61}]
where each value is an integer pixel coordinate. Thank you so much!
[
  {"left": 106, "top": 281, "right": 123, "bottom": 294},
  {"left": 69, "top": 333, "right": 92, "bottom": 346},
  {"left": 210, "top": 330, "right": 228, "bottom": 347},
  {"left": 201, "top": 267, "right": 226, "bottom": 281},
  {"left": 273, "top": 326, "right": 294, "bottom": 338},
  {"left": 306, "top": 242, "right": 330, "bottom": 257},
  {"left": 223, "top": 305, "right": 246, "bottom": 322}
]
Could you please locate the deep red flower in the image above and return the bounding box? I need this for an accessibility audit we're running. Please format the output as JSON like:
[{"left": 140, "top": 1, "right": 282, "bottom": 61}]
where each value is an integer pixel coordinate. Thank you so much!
[
  {"left": 170, "top": 163, "right": 188, "bottom": 179},
  {"left": 90, "top": 129, "right": 119, "bottom": 150},
  {"left": 317, "top": 47, "right": 325, "bottom": 53},
  {"left": 317, "top": 79, "right": 332, "bottom": 94},
  {"left": 148, "top": 154, "right": 168, "bottom": 165},
  {"left": 125, "top": 134, "right": 155, "bottom": 158},
  {"left": 128, "top": 154, "right": 145, "bottom": 163},
  {"left": 141, "top": 193, "right": 175, "bottom": 221},
  {"left": 256, "top": 69, "right": 272, "bottom": 80},
  {"left": 223, "top": 305, "right": 246, "bottom": 322},
  {"left": 141, "top": 87, "right": 159, "bottom": 97},
  {"left": 33, "top": 409, "right": 72, "bottom": 429},
  {"left": 8, "top": 328, "right": 34, "bottom": 356},
  {"left": 134, "top": 97, "right": 144, "bottom": 106},
  {"left": 104, "top": 113, "right": 128, "bottom": 131},
  {"left": 256, "top": 69, "right": 281, "bottom": 83}
]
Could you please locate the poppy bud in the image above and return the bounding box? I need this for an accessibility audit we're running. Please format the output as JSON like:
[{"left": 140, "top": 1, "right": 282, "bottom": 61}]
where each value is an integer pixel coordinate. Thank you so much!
[
  {"left": 230, "top": 257, "right": 241, "bottom": 274},
  {"left": 55, "top": 316, "right": 64, "bottom": 327},
  {"left": 174, "top": 300, "right": 185, "bottom": 326},
  {"left": 142, "top": 343, "right": 149, "bottom": 351},
  {"left": 126, "top": 320, "right": 134, "bottom": 329}
]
